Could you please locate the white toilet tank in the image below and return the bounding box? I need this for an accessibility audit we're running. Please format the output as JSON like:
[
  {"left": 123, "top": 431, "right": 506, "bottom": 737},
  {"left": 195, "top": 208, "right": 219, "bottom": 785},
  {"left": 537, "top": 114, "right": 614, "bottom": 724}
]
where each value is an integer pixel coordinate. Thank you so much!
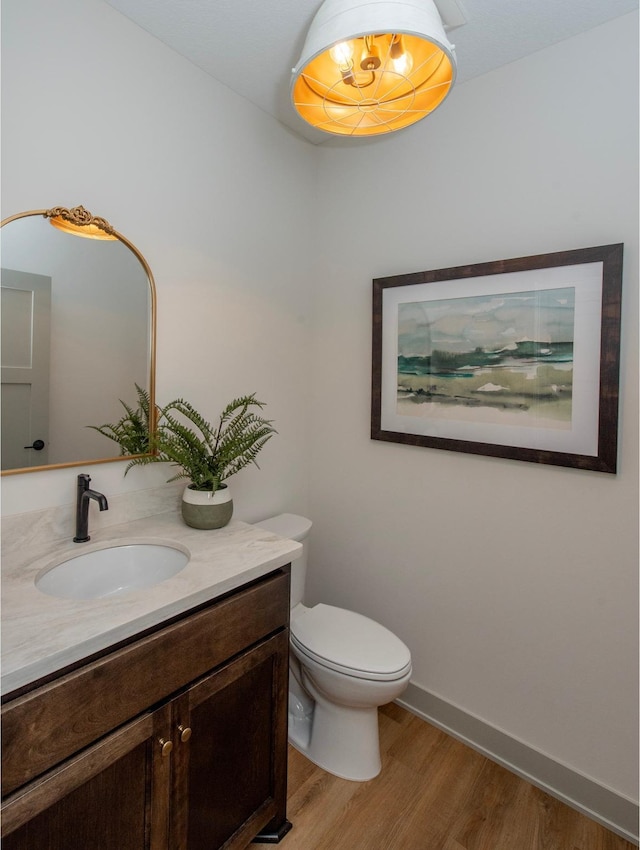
[{"left": 254, "top": 513, "right": 312, "bottom": 607}]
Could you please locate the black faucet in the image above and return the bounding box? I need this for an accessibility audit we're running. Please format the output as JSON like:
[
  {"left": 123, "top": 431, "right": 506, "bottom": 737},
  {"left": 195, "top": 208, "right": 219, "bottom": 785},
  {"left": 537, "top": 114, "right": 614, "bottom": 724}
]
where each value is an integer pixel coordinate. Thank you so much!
[{"left": 73, "top": 474, "right": 109, "bottom": 542}]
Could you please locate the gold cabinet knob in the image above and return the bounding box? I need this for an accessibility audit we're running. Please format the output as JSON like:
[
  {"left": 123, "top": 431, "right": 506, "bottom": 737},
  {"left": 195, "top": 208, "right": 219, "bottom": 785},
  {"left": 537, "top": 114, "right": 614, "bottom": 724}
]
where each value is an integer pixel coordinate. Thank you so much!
[
  {"left": 159, "top": 738, "right": 173, "bottom": 757},
  {"left": 178, "top": 724, "right": 192, "bottom": 743}
]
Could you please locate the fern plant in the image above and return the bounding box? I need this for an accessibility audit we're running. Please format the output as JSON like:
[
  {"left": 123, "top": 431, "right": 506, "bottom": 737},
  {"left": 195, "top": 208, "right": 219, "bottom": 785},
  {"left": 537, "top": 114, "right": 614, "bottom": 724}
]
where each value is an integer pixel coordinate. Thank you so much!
[
  {"left": 129, "top": 393, "right": 276, "bottom": 491},
  {"left": 88, "top": 383, "right": 157, "bottom": 457}
]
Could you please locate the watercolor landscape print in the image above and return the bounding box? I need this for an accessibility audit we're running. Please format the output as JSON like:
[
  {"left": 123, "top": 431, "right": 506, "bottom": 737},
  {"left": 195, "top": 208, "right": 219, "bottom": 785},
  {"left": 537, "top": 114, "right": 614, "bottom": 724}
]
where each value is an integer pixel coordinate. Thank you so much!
[
  {"left": 396, "top": 287, "right": 575, "bottom": 430},
  {"left": 371, "top": 245, "right": 623, "bottom": 472}
]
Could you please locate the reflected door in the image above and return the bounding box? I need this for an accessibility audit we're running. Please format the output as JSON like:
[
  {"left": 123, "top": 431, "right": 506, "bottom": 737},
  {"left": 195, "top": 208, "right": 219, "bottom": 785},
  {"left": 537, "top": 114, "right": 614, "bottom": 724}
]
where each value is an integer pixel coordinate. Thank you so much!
[{"left": 1, "top": 268, "right": 51, "bottom": 469}]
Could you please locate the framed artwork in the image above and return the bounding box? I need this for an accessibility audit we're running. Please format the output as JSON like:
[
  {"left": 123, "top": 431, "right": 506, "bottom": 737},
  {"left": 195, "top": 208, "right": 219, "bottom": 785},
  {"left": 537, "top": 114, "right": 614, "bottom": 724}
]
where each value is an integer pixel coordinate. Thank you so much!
[{"left": 371, "top": 244, "right": 623, "bottom": 472}]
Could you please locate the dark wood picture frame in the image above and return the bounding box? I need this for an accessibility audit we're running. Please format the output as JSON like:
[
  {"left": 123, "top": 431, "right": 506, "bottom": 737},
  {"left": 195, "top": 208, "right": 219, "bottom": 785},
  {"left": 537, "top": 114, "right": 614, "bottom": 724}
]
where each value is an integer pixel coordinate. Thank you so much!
[{"left": 371, "top": 244, "right": 623, "bottom": 473}]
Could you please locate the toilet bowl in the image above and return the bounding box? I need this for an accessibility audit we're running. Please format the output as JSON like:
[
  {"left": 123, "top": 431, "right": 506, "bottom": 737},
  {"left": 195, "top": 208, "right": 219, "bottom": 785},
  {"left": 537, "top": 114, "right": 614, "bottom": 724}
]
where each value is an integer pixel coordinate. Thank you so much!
[{"left": 254, "top": 514, "right": 412, "bottom": 781}]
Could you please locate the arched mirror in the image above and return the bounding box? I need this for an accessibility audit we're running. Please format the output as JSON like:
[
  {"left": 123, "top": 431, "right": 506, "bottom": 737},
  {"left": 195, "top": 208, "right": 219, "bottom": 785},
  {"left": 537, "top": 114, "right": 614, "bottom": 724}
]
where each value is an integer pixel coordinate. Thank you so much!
[{"left": 1, "top": 205, "right": 156, "bottom": 474}]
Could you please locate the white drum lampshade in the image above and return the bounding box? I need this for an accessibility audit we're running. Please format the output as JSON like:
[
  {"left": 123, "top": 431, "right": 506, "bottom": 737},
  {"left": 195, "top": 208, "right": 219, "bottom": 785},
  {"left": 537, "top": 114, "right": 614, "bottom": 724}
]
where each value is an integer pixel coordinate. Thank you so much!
[{"left": 291, "top": 0, "right": 457, "bottom": 137}]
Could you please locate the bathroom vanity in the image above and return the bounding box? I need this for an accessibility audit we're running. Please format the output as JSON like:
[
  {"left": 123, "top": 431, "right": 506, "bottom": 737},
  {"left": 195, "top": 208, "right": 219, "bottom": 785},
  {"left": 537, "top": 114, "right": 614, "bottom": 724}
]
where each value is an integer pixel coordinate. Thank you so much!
[{"left": 1, "top": 509, "right": 301, "bottom": 849}]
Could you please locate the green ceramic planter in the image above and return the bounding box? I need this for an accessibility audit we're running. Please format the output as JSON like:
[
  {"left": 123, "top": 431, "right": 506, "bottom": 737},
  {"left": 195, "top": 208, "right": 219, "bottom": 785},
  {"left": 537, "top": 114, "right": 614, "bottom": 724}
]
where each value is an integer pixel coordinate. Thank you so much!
[{"left": 181, "top": 484, "right": 233, "bottom": 530}]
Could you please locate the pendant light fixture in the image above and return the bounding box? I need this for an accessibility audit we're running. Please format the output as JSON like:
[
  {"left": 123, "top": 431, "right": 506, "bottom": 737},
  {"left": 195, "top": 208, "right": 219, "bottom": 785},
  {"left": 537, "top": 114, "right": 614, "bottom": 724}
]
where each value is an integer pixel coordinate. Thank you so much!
[{"left": 291, "top": 0, "right": 457, "bottom": 137}]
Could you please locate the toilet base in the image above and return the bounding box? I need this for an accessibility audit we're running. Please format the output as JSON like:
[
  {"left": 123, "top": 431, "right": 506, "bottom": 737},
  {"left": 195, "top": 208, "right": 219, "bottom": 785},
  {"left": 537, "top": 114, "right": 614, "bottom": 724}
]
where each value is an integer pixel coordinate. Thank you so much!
[{"left": 288, "top": 700, "right": 382, "bottom": 782}]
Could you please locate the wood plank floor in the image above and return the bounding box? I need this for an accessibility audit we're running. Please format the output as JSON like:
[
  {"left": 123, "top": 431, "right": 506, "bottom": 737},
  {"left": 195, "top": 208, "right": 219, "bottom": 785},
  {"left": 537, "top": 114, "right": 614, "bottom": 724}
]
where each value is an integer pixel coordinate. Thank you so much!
[{"left": 284, "top": 703, "right": 636, "bottom": 850}]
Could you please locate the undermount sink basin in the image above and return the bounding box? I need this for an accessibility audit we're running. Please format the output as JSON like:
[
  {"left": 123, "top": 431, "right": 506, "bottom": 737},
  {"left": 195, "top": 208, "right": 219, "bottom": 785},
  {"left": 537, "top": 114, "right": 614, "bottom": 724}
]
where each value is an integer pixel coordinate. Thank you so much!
[{"left": 36, "top": 543, "right": 190, "bottom": 600}]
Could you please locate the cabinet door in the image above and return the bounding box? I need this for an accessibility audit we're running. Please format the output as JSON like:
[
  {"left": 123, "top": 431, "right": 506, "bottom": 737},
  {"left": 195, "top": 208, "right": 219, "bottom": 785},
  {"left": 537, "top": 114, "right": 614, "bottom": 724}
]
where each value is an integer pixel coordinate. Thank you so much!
[
  {"left": 171, "top": 631, "right": 289, "bottom": 850},
  {"left": 1, "top": 704, "right": 172, "bottom": 850}
]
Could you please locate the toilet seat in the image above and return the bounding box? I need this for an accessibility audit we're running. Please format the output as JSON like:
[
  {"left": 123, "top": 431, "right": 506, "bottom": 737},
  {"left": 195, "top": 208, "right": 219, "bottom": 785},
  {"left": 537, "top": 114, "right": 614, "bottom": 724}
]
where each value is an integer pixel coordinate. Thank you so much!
[{"left": 291, "top": 604, "right": 412, "bottom": 682}]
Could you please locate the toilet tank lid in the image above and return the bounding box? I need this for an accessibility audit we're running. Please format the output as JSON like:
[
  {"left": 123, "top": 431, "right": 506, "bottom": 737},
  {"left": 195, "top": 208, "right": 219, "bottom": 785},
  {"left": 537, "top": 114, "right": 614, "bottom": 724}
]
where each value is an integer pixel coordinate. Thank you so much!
[{"left": 254, "top": 513, "right": 312, "bottom": 541}]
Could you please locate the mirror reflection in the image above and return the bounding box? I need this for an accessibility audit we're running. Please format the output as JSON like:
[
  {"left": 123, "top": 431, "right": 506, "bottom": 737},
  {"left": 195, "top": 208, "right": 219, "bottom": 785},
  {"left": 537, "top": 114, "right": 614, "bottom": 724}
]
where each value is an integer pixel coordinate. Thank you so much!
[{"left": 1, "top": 207, "right": 156, "bottom": 474}]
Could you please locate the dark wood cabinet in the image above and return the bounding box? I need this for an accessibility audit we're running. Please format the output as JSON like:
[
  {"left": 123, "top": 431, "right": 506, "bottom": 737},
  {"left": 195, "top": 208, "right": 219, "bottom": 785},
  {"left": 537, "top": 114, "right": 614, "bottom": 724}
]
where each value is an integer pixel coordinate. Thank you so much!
[
  {"left": 1, "top": 568, "right": 291, "bottom": 850},
  {"left": 1, "top": 704, "right": 172, "bottom": 850},
  {"left": 172, "top": 631, "right": 289, "bottom": 850}
]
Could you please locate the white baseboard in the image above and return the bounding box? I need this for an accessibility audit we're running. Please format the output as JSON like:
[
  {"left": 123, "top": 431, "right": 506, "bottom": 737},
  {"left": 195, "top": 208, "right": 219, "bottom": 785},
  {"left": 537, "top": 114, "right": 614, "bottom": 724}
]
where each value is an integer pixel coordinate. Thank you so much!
[{"left": 396, "top": 683, "right": 639, "bottom": 845}]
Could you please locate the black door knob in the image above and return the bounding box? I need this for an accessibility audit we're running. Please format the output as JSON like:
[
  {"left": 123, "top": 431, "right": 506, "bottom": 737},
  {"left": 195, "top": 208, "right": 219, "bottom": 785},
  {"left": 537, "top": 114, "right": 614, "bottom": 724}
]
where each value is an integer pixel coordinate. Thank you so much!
[{"left": 24, "top": 439, "right": 45, "bottom": 451}]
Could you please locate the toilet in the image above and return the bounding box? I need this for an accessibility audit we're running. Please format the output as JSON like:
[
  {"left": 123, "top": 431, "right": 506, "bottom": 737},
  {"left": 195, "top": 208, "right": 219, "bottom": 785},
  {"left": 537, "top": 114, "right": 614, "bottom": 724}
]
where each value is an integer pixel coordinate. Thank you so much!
[{"left": 254, "top": 514, "right": 412, "bottom": 782}]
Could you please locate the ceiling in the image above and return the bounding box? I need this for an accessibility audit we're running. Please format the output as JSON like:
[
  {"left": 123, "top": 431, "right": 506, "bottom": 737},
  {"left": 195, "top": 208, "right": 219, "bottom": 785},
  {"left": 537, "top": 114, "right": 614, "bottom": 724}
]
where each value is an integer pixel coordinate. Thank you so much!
[{"left": 103, "top": 0, "right": 638, "bottom": 145}]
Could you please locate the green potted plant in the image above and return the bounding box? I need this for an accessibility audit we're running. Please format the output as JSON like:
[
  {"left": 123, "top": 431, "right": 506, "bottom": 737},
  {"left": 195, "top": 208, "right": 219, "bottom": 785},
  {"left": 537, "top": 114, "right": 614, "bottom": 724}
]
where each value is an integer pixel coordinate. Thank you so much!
[
  {"left": 131, "top": 393, "right": 276, "bottom": 529},
  {"left": 87, "top": 383, "right": 158, "bottom": 456}
]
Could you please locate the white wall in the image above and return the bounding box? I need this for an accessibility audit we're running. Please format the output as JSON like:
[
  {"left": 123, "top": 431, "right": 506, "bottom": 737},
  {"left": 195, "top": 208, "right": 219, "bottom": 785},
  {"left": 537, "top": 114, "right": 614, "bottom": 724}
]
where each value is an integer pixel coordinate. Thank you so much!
[
  {"left": 1, "top": 0, "right": 316, "bottom": 519},
  {"left": 308, "top": 13, "right": 638, "bottom": 800}
]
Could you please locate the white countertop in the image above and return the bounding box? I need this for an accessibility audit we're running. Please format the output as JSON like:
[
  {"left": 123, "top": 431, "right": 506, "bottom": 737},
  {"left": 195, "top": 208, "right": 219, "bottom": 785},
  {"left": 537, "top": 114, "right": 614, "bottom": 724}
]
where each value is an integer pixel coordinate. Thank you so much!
[{"left": 1, "top": 513, "right": 301, "bottom": 696}]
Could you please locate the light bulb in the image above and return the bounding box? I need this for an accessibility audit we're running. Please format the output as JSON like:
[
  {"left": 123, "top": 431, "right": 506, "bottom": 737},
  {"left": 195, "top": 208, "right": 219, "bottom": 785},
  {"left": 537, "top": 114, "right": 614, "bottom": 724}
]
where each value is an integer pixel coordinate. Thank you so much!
[
  {"left": 392, "top": 50, "right": 413, "bottom": 76},
  {"left": 389, "top": 34, "right": 413, "bottom": 76},
  {"left": 329, "top": 40, "right": 354, "bottom": 70}
]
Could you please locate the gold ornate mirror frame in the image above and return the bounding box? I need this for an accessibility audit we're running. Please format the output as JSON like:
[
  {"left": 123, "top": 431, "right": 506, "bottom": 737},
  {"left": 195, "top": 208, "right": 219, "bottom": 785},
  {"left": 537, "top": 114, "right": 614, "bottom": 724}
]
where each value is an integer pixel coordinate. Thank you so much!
[{"left": 1, "top": 205, "right": 157, "bottom": 475}]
